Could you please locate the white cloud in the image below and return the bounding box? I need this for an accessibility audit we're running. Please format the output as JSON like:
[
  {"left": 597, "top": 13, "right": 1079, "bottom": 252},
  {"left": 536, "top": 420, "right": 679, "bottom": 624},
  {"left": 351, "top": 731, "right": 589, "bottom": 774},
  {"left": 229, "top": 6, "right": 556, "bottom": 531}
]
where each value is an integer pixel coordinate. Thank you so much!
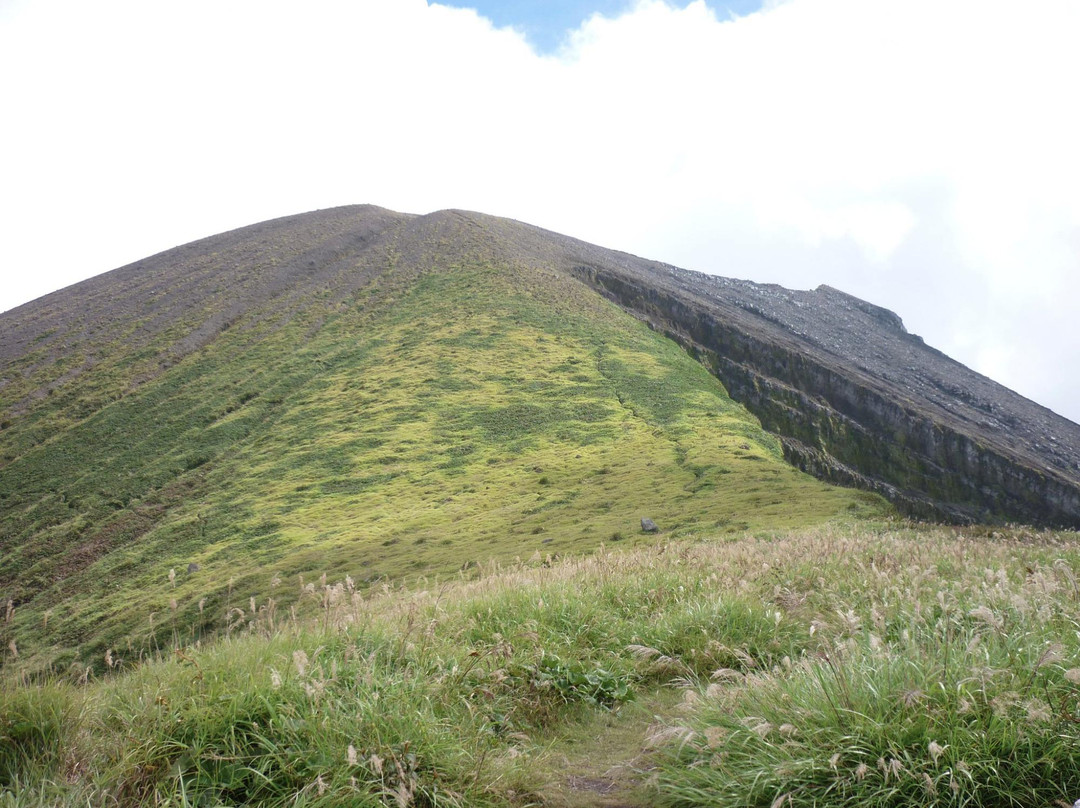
[{"left": 1, "top": 0, "right": 1078, "bottom": 420}]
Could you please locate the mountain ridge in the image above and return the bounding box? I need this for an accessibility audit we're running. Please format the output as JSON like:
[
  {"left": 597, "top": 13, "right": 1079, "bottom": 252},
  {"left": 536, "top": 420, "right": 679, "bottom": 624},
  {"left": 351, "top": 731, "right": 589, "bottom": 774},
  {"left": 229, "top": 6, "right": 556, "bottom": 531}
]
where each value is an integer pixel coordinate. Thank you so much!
[{"left": 3, "top": 205, "right": 1079, "bottom": 530}]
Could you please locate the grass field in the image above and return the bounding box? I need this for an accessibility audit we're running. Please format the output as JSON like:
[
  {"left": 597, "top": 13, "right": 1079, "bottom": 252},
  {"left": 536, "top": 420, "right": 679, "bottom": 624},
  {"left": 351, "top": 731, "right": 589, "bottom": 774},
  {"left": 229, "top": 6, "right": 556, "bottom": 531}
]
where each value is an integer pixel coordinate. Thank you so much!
[{"left": 3, "top": 523, "right": 1079, "bottom": 806}]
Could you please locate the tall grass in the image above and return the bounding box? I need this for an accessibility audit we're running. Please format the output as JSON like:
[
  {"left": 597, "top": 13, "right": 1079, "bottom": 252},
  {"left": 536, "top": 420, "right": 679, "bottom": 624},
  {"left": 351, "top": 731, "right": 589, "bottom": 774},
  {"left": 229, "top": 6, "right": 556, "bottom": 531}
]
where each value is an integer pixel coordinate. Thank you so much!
[
  {"left": 652, "top": 528, "right": 1080, "bottom": 807},
  {"left": 0, "top": 536, "right": 809, "bottom": 806},
  {"left": 0, "top": 681, "right": 77, "bottom": 799},
  {"left": 656, "top": 626, "right": 1080, "bottom": 806},
  {"left": 2, "top": 524, "right": 1079, "bottom": 807}
]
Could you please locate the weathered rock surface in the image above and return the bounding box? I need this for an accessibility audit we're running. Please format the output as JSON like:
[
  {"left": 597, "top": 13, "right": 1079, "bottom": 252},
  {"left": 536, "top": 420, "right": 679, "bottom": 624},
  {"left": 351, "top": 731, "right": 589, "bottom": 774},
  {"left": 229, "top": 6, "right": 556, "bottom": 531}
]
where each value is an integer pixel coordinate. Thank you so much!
[{"left": 562, "top": 260, "right": 1080, "bottom": 527}]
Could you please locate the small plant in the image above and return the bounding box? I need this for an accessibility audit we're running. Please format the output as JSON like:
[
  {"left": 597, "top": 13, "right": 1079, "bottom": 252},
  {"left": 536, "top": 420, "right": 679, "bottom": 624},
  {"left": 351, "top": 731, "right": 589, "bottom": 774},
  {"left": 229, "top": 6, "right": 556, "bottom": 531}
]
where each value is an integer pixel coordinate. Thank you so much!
[{"left": 531, "top": 656, "right": 634, "bottom": 709}]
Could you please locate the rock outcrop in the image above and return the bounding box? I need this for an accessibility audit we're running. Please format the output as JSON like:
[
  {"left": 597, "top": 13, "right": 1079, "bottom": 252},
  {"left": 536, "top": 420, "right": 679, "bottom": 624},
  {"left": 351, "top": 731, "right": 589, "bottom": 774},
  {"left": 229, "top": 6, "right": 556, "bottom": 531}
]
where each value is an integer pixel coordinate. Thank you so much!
[{"left": 564, "top": 259, "right": 1080, "bottom": 527}]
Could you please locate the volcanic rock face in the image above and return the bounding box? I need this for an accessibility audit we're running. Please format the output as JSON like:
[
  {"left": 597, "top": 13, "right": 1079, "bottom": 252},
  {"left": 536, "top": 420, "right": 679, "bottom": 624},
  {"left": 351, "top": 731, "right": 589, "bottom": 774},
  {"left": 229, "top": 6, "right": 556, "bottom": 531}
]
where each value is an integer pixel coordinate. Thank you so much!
[
  {"left": 564, "top": 260, "right": 1080, "bottom": 527},
  {"left": 3, "top": 205, "right": 1079, "bottom": 527}
]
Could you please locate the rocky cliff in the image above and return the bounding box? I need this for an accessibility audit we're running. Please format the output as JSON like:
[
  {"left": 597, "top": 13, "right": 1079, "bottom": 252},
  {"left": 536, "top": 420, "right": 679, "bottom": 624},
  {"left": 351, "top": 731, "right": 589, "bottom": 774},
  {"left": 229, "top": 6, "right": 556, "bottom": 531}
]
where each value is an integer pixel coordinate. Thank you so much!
[{"left": 564, "top": 259, "right": 1080, "bottom": 526}]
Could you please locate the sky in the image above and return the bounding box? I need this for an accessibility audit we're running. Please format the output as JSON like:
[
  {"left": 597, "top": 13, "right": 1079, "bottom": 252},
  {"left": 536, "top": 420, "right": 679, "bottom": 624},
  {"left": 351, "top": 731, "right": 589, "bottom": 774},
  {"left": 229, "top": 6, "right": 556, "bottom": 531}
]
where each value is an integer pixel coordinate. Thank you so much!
[
  {"left": 436, "top": 0, "right": 765, "bottom": 51},
  {"left": 1, "top": 0, "right": 1078, "bottom": 423}
]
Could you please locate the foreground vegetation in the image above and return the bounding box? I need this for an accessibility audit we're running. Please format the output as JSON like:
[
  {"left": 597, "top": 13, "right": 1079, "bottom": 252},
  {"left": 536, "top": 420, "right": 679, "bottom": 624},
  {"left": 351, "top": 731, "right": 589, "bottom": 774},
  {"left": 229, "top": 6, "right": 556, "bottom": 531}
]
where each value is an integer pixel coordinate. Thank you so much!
[{"left": 3, "top": 523, "right": 1080, "bottom": 807}]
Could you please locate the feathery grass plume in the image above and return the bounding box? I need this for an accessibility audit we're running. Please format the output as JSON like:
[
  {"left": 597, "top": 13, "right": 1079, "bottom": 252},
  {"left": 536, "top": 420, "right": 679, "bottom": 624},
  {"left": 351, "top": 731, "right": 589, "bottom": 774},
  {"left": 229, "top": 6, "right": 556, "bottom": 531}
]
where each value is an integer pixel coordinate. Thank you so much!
[
  {"left": 292, "top": 648, "right": 309, "bottom": 678},
  {"left": 921, "top": 771, "right": 936, "bottom": 795},
  {"left": 1035, "top": 642, "right": 1064, "bottom": 668},
  {"left": 927, "top": 740, "right": 945, "bottom": 762},
  {"left": 651, "top": 526, "right": 1080, "bottom": 807},
  {"left": 968, "top": 604, "right": 1003, "bottom": 631}
]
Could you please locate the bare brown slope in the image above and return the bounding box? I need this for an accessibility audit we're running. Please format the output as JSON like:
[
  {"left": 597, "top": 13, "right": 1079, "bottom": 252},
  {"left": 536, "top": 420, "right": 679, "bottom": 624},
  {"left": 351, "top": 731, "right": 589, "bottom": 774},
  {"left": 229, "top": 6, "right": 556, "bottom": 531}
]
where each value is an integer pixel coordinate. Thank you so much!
[
  {"left": 3, "top": 204, "right": 1079, "bottom": 526},
  {"left": 0, "top": 206, "right": 412, "bottom": 415}
]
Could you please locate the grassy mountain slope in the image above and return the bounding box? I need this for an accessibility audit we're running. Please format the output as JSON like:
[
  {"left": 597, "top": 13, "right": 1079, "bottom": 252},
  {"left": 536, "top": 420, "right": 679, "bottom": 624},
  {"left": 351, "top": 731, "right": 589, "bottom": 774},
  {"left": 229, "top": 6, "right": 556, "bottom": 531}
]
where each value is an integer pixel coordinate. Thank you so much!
[{"left": 0, "top": 211, "right": 885, "bottom": 674}]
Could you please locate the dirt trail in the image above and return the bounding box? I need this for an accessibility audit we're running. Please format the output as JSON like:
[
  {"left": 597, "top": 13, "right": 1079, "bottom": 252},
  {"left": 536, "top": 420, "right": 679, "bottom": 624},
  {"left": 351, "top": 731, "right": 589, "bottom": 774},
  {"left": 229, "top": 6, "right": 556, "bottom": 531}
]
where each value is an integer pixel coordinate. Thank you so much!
[{"left": 531, "top": 690, "right": 683, "bottom": 808}]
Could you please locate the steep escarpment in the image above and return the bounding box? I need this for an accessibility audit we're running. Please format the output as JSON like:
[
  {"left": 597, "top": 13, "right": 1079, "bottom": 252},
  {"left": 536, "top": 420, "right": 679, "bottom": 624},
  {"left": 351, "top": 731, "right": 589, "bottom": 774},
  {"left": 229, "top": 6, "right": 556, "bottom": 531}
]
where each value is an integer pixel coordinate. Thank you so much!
[{"left": 564, "top": 260, "right": 1080, "bottom": 526}]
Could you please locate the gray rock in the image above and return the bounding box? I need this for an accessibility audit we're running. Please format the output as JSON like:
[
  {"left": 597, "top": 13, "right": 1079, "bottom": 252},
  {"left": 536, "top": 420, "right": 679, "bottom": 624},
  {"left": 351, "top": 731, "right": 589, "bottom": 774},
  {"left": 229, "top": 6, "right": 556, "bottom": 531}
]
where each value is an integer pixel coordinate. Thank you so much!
[
  {"left": 574, "top": 250, "right": 1080, "bottom": 528},
  {"left": 640, "top": 517, "right": 659, "bottom": 533},
  {"left": 187, "top": 562, "right": 200, "bottom": 574}
]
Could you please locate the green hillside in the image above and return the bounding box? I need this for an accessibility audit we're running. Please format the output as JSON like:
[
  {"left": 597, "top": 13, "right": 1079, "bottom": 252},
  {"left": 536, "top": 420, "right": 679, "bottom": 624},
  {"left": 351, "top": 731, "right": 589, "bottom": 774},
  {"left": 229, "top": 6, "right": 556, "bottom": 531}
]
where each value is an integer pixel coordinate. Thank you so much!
[{"left": 0, "top": 237, "right": 884, "bottom": 674}]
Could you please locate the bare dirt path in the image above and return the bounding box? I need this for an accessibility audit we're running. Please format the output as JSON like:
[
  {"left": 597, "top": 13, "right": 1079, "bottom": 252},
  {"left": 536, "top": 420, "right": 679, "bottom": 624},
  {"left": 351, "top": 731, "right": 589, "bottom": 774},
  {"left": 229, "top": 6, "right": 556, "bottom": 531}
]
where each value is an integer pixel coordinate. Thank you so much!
[{"left": 528, "top": 689, "right": 683, "bottom": 807}]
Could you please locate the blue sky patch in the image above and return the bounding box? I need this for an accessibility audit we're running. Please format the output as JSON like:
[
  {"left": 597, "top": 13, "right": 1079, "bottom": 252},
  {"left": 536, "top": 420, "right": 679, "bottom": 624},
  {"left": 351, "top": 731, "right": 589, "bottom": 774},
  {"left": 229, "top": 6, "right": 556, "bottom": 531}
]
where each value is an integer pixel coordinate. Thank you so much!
[{"left": 438, "top": 0, "right": 765, "bottom": 52}]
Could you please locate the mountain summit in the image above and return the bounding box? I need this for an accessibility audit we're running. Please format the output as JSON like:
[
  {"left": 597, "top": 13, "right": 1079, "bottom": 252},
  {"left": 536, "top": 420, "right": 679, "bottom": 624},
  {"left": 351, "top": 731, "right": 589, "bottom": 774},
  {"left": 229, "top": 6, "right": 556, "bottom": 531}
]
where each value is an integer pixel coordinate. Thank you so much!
[{"left": 1, "top": 204, "right": 1077, "bottom": 670}]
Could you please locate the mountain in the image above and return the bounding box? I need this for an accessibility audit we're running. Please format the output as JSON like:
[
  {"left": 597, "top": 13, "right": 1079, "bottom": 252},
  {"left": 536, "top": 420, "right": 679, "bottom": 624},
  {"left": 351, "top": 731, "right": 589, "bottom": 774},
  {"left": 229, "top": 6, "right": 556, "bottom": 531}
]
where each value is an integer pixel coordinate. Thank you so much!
[
  {"left": 0, "top": 204, "right": 1076, "bottom": 672},
  {"left": 0, "top": 206, "right": 881, "bottom": 672}
]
